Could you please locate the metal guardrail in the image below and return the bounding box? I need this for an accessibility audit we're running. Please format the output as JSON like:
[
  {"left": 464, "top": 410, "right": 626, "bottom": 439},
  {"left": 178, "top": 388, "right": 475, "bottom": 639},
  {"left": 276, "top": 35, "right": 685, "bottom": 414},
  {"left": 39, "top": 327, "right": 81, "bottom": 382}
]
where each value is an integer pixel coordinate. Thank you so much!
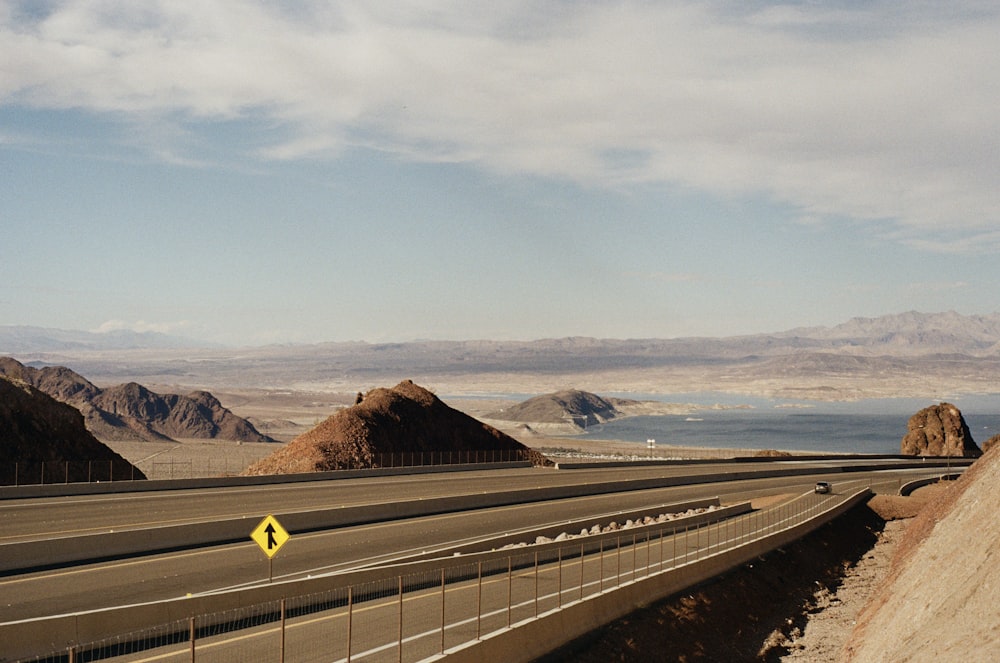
[{"left": 11, "top": 489, "right": 864, "bottom": 663}]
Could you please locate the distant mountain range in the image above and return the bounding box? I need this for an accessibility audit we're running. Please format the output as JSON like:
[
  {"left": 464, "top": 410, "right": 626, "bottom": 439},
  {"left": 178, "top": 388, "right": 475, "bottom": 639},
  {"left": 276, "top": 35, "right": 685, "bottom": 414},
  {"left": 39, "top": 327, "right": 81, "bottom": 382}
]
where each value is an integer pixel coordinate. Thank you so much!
[
  {"left": 5, "top": 311, "right": 1000, "bottom": 357},
  {"left": 5, "top": 311, "right": 1000, "bottom": 401}
]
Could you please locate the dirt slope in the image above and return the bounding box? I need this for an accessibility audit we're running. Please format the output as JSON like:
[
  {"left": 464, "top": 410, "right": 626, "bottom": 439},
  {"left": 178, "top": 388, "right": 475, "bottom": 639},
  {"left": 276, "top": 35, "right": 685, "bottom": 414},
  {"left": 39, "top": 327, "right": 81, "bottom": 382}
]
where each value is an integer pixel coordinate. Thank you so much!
[{"left": 844, "top": 449, "right": 1000, "bottom": 661}]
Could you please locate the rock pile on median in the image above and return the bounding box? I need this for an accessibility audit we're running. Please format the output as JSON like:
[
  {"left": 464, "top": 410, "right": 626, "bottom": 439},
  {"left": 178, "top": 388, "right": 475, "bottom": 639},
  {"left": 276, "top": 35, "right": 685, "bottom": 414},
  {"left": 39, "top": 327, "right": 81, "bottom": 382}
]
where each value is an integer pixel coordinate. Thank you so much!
[{"left": 500, "top": 506, "right": 720, "bottom": 550}]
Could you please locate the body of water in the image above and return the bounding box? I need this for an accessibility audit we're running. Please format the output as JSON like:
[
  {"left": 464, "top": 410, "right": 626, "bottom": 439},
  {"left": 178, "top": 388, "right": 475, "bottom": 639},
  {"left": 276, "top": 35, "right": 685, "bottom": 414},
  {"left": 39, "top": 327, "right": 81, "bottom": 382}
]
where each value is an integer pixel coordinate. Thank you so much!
[{"left": 569, "top": 394, "right": 1000, "bottom": 455}]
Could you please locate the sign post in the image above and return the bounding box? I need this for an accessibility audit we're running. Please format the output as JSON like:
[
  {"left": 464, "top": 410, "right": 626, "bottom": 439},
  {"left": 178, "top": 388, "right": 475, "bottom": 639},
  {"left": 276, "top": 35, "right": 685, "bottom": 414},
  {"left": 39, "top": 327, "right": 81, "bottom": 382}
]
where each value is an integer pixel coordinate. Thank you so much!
[{"left": 251, "top": 514, "right": 290, "bottom": 582}]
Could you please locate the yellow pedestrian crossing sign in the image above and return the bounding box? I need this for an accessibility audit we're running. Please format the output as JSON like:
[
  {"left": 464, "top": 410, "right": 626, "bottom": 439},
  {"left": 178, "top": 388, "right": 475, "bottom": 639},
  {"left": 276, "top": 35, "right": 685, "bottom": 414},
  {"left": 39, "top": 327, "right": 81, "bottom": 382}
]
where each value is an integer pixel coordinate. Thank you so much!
[{"left": 251, "top": 514, "right": 290, "bottom": 558}]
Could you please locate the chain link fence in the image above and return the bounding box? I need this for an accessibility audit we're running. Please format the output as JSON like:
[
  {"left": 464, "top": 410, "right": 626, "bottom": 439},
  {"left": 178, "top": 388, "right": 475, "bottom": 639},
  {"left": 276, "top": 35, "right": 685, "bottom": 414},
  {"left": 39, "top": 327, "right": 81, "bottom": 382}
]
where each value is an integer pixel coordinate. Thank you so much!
[{"left": 1, "top": 449, "right": 534, "bottom": 485}]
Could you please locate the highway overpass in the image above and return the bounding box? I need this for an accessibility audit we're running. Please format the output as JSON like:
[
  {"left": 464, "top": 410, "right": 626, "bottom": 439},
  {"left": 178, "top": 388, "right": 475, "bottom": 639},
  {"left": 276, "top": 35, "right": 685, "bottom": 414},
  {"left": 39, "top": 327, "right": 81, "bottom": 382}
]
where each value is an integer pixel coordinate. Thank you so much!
[{"left": 0, "top": 456, "right": 966, "bottom": 661}]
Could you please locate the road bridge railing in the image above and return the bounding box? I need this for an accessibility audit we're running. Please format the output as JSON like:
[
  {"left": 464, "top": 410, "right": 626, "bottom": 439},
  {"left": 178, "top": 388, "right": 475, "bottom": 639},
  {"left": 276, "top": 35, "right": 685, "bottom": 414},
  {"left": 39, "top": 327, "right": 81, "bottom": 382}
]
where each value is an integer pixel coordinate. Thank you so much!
[{"left": 6, "top": 487, "right": 870, "bottom": 662}]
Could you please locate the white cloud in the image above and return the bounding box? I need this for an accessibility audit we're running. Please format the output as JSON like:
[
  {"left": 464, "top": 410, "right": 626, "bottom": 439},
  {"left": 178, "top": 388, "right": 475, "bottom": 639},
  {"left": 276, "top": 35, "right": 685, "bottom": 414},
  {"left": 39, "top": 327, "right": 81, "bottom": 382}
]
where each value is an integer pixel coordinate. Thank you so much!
[
  {"left": 93, "top": 319, "right": 193, "bottom": 335},
  {"left": 3, "top": 1, "right": 999, "bottom": 249}
]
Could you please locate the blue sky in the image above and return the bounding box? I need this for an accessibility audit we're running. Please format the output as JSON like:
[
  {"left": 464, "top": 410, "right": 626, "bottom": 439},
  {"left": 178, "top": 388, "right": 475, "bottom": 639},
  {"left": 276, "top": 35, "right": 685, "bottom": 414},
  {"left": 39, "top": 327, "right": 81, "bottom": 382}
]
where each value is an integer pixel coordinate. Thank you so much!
[{"left": 2, "top": 1, "right": 999, "bottom": 345}]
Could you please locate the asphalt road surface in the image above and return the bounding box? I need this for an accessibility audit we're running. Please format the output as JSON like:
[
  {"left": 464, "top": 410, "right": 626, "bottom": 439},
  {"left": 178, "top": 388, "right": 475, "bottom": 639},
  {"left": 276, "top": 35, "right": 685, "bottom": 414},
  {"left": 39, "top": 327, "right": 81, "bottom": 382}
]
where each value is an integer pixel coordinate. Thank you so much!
[
  {"left": 0, "top": 459, "right": 929, "bottom": 542},
  {"left": 0, "top": 462, "right": 945, "bottom": 624}
]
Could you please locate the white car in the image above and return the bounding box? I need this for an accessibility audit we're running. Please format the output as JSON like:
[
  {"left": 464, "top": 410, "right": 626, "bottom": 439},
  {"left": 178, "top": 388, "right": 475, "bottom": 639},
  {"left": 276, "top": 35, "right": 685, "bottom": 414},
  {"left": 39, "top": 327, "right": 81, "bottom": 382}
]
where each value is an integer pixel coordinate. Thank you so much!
[{"left": 814, "top": 481, "right": 832, "bottom": 494}]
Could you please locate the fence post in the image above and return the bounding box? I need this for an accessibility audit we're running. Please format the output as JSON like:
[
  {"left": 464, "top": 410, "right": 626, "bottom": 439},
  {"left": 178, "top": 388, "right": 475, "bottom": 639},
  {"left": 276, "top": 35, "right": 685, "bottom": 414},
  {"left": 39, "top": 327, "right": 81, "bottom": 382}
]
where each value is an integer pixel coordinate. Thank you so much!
[
  {"left": 599, "top": 539, "right": 605, "bottom": 591},
  {"left": 580, "top": 542, "right": 585, "bottom": 601},
  {"left": 280, "top": 598, "right": 286, "bottom": 663},
  {"left": 534, "top": 551, "right": 539, "bottom": 617},
  {"left": 507, "top": 556, "right": 513, "bottom": 627},
  {"left": 558, "top": 548, "right": 563, "bottom": 608},
  {"left": 189, "top": 616, "right": 196, "bottom": 663},
  {"left": 41, "top": 461, "right": 45, "bottom": 485},
  {"left": 617, "top": 535, "right": 622, "bottom": 586},
  {"left": 347, "top": 586, "right": 353, "bottom": 663},
  {"left": 399, "top": 576, "right": 404, "bottom": 663},
  {"left": 633, "top": 533, "right": 638, "bottom": 581},
  {"left": 646, "top": 531, "right": 651, "bottom": 576},
  {"left": 441, "top": 568, "right": 446, "bottom": 654},
  {"left": 477, "top": 561, "right": 483, "bottom": 639}
]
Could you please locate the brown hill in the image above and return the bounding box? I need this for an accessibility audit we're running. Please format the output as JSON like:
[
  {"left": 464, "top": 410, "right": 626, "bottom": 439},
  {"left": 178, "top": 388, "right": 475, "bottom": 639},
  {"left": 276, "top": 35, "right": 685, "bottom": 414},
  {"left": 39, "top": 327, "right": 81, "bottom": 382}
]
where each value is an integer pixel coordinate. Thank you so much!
[
  {"left": 245, "top": 380, "right": 548, "bottom": 474},
  {"left": 845, "top": 448, "right": 1000, "bottom": 660},
  {"left": 487, "top": 389, "right": 629, "bottom": 425},
  {"left": 0, "top": 357, "right": 273, "bottom": 443},
  {"left": 899, "top": 402, "right": 981, "bottom": 457},
  {"left": 0, "top": 374, "right": 145, "bottom": 484}
]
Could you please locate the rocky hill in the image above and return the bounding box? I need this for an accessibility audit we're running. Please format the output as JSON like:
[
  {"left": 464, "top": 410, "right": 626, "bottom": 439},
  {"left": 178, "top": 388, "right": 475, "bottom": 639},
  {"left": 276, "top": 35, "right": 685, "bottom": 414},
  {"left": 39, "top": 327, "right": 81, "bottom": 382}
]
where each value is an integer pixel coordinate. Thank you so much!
[
  {"left": 0, "top": 357, "right": 273, "bottom": 443},
  {"left": 487, "top": 389, "right": 629, "bottom": 426},
  {"left": 899, "top": 402, "right": 982, "bottom": 457},
  {"left": 844, "top": 448, "right": 1000, "bottom": 660},
  {"left": 245, "top": 380, "right": 548, "bottom": 474},
  {"left": 0, "top": 374, "right": 145, "bottom": 484}
]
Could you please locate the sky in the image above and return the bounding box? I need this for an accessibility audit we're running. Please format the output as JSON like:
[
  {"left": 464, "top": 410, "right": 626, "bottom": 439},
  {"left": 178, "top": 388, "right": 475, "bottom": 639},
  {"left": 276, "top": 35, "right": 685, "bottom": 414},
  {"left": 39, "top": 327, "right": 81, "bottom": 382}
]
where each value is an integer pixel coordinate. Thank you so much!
[{"left": 2, "top": 1, "right": 1000, "bottom": 346}]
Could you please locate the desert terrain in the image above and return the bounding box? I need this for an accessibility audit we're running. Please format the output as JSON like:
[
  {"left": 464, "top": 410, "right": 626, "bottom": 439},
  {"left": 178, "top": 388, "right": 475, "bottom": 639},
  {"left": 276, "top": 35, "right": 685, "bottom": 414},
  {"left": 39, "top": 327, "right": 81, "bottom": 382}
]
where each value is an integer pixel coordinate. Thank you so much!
[{"left": 6, "top": 314, "right": 1000, "bottom": 659}]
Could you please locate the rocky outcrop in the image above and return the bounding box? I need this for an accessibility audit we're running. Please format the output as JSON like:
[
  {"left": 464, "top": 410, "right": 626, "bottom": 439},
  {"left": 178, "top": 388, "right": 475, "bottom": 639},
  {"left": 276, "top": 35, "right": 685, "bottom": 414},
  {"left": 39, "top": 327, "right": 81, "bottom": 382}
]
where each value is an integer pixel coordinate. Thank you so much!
[
  {"left": 245, "top": 380, "right": 549, "bottom": 474},
  {"left": 900, "top": 402, "right": 981, "bottom": 457},
  {"left": 0, "top": 374, "right": 145, "bottom": 484},
  {"left": 984, "top": 434, "right": 1000, "bottom": 454},
  {"left": 487, "top": 389, "right": 629, "bottom": 426},
  {"left": 0, "top": 357, "right": 274, "bottom": 443}
]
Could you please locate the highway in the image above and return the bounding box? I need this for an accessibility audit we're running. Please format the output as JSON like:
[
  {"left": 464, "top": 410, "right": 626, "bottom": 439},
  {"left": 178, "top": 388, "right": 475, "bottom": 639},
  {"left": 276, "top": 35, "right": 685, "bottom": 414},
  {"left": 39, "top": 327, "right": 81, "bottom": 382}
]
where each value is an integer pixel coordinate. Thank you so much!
[
  {"left": 0, "top": 460, "right": 952, "bottom": 627},
  {"left": 0, "top": 458, "right": 936, "bottom": 542}
]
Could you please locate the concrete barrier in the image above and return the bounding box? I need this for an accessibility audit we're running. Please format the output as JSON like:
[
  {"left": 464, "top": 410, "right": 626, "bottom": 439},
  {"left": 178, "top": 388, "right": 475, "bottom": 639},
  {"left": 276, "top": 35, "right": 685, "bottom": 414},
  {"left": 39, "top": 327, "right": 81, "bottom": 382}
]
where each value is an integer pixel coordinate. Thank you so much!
[
  {"left": 553, "top": 455, "right": 973, "bottom": 470},
  {"left": 899, "top": 472, "right": 964, "bottom": 496},
  {"left": 0, "top": 461, "right": 534, "bottom": 500}
]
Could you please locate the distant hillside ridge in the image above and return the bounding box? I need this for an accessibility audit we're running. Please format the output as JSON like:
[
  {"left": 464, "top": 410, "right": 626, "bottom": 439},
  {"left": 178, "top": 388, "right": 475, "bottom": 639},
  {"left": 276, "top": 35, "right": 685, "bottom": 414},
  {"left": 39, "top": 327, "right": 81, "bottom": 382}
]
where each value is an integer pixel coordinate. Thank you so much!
[
  {"left": 10, "top": 311, "right": 1000, "bottom": 402},
  {"left": 0, "top": 325, "right": 212, "bottom": 352},
  {"left": 0, "top": 357, "right": 274, "bottom": 443},
  {"left": 487, "top": 389, "right": 631, "bottom": 426},
  {"left": 6, "top": 311, "right": 1000, "bottom": 357},
  {"left": 245, "top": 380, "right": 548, "bottom": 474},
  {"left": 0, "top": 374, "right": 145, "bottom": 484}
]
